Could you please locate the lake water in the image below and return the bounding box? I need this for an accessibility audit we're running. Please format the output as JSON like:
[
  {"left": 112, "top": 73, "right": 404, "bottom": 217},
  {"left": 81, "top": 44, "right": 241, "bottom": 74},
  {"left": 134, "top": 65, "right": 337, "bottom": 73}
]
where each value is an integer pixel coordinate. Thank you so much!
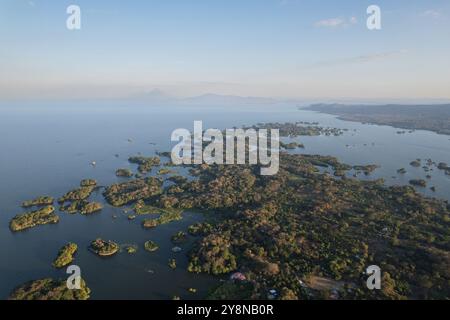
[{"left": 0, "top": 102, "right": 449, "bottom": 299}]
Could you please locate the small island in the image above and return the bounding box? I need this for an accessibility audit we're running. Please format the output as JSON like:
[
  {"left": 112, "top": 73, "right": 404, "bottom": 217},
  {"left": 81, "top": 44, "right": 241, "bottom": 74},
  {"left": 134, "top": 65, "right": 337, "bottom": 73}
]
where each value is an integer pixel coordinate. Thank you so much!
[
  {"left": 144, "top": 240, "right": 159, "bottom": 252},
  {"left": 280, "top": 141, "right": 305, "bottom": 150},
  {"left": 125, "top": 245, "right": 138, "bottom": 254},
  {"left": 103, "top": 177, "right": 162, "bottom": 207},
  {"left": 80, "top": 179, "right": 97, "bottom": 187},
  {"left": 305, "top": 103, "right": 450, "bottom": 135},
  {"left": 58, "top": 184, "right": 96, "bottom": 204},
  {"left": 116, "top": 168, "right": 133, "bottom": 177},
  {"left": 171, "top": 231, "right": 188, "bottom": 244},
  {"left": 128, "top": 156, "right": 161, "bottom": 173},
  {"left": 60, "top": 200, "right": 103, "bottom": 215},
  {"left": 410, "top": 160, "right": 421, "bottom": 167},
  {"left": 22, "top": 196, "right": 54, "bottom": 208},
  {"left": 9, "top": 206, "right": 59, "bottom": 232},
  {"left": 142, "top": 209, "right": 183, "bottom": 228},
  {"left": 53, "top": 243, "right": 78, "bottom": 268},
  {"left": 409, "top": 179, "right": 427, "bottom": 187},
  {"left": 246, "top": 122, "right": 346, "bottom": 137},
  {"left": 89, "top": 239, "right": 119, "bottom": 257}
]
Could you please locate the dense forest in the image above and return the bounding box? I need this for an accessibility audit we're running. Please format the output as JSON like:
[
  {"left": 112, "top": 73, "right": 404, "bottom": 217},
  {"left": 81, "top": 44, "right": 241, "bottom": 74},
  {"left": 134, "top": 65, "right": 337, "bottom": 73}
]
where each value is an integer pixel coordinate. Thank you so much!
[{"left": 306, "top": 104, "right": 450, "bottom": 135}]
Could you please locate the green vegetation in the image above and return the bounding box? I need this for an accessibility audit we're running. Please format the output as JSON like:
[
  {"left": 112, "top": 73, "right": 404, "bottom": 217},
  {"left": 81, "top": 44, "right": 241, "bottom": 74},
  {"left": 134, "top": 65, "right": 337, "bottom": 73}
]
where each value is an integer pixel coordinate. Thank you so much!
[
  {"left": 353, "top": 164, "right": 379, "bottom": 175},
  {"left": 188, "top": 222, "right": 214, "bottom": 236},
  {"left": 116, "top": 168, "right": 133, "bottom": 177},
  {"left": 53, "top": 243, "right": 78, "bottom": 268},
  {"left": 128, "top": 156, "right": 161, "bottom": 173},
  {"left": 410, "top": 160, "right": 421, "bottom": 167},
  {"left": 8, "top": 278, "right": 90, "bottom": 300},
  {"left": 437, "top": 162, "right": 448, "bottom": 170},
  {"left": 60, "top": 200, "right": 103, "bottom": 215},
  {"left": 89, "top": 239, "right": 119, "bottom": 257},
  {"left": 142, "top": 209, "right": 183, "bottom": 228},
  {"left": 22, "top": 196, "right": 54, "bottom": 208},
  {"left": 246, "top": 122, "right": 346, "bottom": 137},
  {"left": 306, "top": 103, "right": 450, "bottom": 135},
  {"left": 80, "top": 179, "right": 97, "bottom": 187},
  {"left": 8, "top": 120, "right": 450, "bottom": 300},
  {"left": 103, "top": 177, "right": 162, "bottom": 207},
  {"left": 79, "top": 202, "right": 103, "bottom": 215},
  {"left": 10, "top": 206, "right": 59, "bottom": 232},
  {"left": 171, "top": 231, "right": 188, "bottom": 244},
  {"left": 135, "top": 200, "right": 182, "bottom": 216},
  {"left": 168, "top": 259, "right": 177, "bottom": 269},
  {"left": 58, "top": 186, "right": 95, "bottom": 204},
  {"left": 280, "top": 142, "right": 304, "bottom": 150},
  {"left": 409, "top": 179, "right": 427, "bottom": 187},
  {"left": 144, "top": 240, "right": 159, "bottom": 252},
  {"left": 207, "top": 282, "right": 255, "bottom": 300},
  {"left": 168, "top": 175, "right": 188, "bottom": 184},
  {"left": 158, "top": 168, "right": 175, "bottom": 175},
  {"left": 437, "top": 162, "right": 450, "bottom": 175},
  {"left": 126, "top": 245, "right": 138, "bottom": 254}
]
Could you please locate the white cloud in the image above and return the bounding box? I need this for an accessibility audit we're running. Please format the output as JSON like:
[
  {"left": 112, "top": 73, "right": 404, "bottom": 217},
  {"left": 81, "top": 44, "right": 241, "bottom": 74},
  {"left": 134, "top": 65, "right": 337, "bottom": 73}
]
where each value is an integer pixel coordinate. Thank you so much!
[
  {"left": 315, "top": 18, "right": 345, "bottom": 28},
  {"left": 422, "top": 10, "right": 441, "bottom": 19},
  {"left": 315, "top": 17, "right": 358, "bottom": 28}
]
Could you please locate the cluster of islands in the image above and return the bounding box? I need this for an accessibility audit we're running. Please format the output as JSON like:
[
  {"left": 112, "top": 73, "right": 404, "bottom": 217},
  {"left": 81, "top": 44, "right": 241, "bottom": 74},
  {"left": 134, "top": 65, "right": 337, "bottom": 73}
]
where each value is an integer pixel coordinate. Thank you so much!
[{"left": 6, "top": 119, "right": 450, "bottom": 300}]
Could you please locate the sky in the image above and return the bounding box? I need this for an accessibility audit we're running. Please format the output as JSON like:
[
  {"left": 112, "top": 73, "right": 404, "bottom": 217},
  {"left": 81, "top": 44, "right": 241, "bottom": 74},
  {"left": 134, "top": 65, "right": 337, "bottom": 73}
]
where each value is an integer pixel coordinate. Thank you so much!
[{"left": 1, "top": 0, "right": 450, "bottom": 101}]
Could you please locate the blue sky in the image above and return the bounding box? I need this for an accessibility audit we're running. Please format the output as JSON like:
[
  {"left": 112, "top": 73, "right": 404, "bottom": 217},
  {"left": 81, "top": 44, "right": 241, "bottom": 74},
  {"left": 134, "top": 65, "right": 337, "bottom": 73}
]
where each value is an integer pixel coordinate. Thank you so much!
[{"left": 1, "top": 0, "right": 450, "bottom": 101}]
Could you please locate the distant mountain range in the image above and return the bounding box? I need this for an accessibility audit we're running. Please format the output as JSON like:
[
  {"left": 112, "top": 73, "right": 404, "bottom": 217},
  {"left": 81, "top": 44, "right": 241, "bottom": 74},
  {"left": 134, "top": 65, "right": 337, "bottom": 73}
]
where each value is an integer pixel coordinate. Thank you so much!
[
  {"left": 126, "top": 90, "right": 280, "bottom": 106},
  {"left": 124, "top": 89, "right": 450, "bottom": 108}
]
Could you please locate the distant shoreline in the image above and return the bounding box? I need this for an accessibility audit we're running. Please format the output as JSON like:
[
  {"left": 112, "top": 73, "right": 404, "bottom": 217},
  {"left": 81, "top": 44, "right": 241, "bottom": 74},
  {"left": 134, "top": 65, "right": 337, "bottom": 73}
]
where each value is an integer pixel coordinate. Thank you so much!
[{"left": 305, "top": 103, "right": 450, "bottom": 136}]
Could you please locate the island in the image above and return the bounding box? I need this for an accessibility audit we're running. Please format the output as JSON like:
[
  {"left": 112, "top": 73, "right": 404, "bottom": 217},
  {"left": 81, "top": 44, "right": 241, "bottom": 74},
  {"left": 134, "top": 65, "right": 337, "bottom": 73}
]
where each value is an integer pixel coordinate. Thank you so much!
[
  {"left": 103, "top": 177, "right": 162, "bottom": 207},
  {"left": 168, "top": 259, "right": 177, "bottom": 269},
  {"left": 144, "top": 240, "right": 159, "bottom": 252},
  {"left": 60, "top": 200, "right": 103, "bottom": 215},
  {"left": 131, "top": 151, "right": 450, "bottom": 300},
  {"left": 8, "top": 278, "right": 90, "bottom": 300},
  {"left": 53, "top": 243, "right": 78, "bottom": 268},
  {"left": 128, "top": 156, "right": 161, "bottom": 173},
  {"left": 9, "top": 206, "right": 59, "bottom": 232},
  {"left": 171, "top": 231, "right": 188, "bottom": 244},
  {"left": 7, "top": 119, "right": 450, "bottom": 300},
  {"left": 409, "top": 179, "right": 427, "bottom": 187},
  {"left": 22, "top": 196, "right": 54, "bottom": 208},
  {"left": 116, "top": 168, "right": 133, "bottom": 177},
  {"left": 80, "top": 179, "right": 97, "bottom": 187},
  {"left": 410, "top": 160, "right": 421, "bottom": 167}
]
